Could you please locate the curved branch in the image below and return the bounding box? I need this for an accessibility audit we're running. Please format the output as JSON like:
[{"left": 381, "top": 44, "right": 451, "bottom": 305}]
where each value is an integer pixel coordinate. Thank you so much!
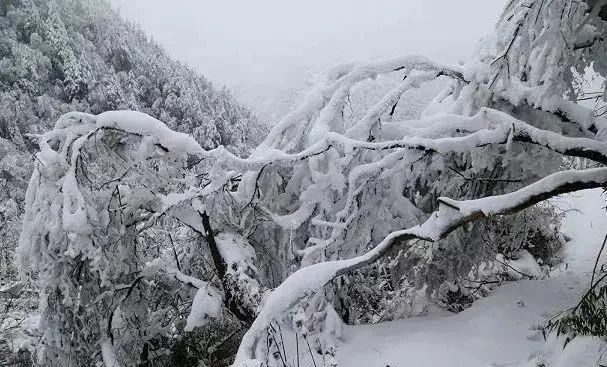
[
  {"left": 260, "top": 55, "right": 463, "bottom": 150},
  {"left": 345, "top": 72, "right": 439, "bottom": 139},
  {"left": 45, "top": 107, "right": 607, "bottom": 247},
  {"left": 233, "top": 167, "right": 607, "bottom": 365}
]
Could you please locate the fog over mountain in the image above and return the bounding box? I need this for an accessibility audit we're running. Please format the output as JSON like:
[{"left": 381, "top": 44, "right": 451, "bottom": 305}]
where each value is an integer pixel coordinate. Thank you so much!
[{"left": 109, "top": 0, "right": 505, "bottom": 121}]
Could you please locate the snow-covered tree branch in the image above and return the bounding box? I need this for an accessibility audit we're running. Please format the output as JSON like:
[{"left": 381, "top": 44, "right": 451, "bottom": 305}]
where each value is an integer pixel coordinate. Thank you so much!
[
  {"left": 13, "top": 0, "right": 607, "bottom": 366},
  {"left": 234, "top": 166, "right": 607, "bottom": 364}
]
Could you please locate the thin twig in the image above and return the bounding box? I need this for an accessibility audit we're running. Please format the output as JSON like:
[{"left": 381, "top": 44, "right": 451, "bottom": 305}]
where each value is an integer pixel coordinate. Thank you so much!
[
  {"left": 304, "top": 335, "right": 318, "bottom": 367},
  {"left": 449, "top": 167, "right": 524, "bottom": 183},
  {"left": 591, "top": 232, "right": 607, "bottom": 285}
]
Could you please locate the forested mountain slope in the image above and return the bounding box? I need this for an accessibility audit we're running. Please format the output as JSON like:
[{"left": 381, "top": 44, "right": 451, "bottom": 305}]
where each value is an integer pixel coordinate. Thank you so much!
[{"left": 0, "top": 0, "right": 264, "bottom": 280}]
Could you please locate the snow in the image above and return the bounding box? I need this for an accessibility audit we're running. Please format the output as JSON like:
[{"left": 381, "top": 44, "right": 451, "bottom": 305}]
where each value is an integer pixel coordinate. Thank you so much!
[
  {"left": 258, "top": 55, "right": 461, "bottom": 151},
  {"left": 336, "top": 189, "right": 607, "bottom": 367},
  {"left": 234, "top": 260, "right": 349, "bottom": 365},
  {"left": 55, "top": 110, "right": 204, "bottom": 159},
  {"left": 234, "top": 171, "right": 607, "bottom": 365},
  {"left": 184, "top": 286, "right": 223, "bottom": 332},
  {"left": 504, "top": 250, "right": 545, "bottom": 280},
  {"left": 101, "top": 338, "right": 122, "bottom": 367},
  {"left": 230, "top": 106, "right": 607, "bottom": 180},
  {"left": 271, "top": 202, "right": 317, "bottom": 231},
  {"left": 233, "top": 182, "right": 607, "bottom": 365},
  {"left": 345, "top": 72, "right": 436, "bottom": 139},
  {"left": 25, "top": 103, "right": 607, "bottom": 367},
  {"left": 146, "top": 262, "right": 224, "bottom": 333},
  {"left": 16, "top": 26, "right": 607, "bottom": 365},
  {"left": 521, "top": 335, "right": 607, "bottom": 367},
  {"left": 172, "top": 269, "right": 208, "bottom": 289},
  {"left": 443, "top": 167, "right": 607, "bottom": 217},
  {"left": 216, "top": 232, "right": 257, "bottom": 266},
  {"left": 95, "top": 111, "right": 203, "bottom": 158},
  {"left": 61, "top": 172, "right": 92, "bottom": 235}
]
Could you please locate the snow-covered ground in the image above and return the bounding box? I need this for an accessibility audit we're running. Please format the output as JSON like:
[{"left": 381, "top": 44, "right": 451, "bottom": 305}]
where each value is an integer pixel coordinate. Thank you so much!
[{"left": 338, "top": 189, "right": 607, "bottom": 367}]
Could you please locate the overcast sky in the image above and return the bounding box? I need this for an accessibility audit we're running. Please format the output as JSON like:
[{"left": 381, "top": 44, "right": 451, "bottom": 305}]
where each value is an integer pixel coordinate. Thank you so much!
[{"left": 109, "top": 1, "right": 505, "bottom": 112}]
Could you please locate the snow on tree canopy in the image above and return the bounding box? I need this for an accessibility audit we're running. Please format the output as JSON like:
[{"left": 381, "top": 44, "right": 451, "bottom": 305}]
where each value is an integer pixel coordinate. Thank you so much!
[{"left": 12, "top": 0, "right": 607, "bottom": 366}]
